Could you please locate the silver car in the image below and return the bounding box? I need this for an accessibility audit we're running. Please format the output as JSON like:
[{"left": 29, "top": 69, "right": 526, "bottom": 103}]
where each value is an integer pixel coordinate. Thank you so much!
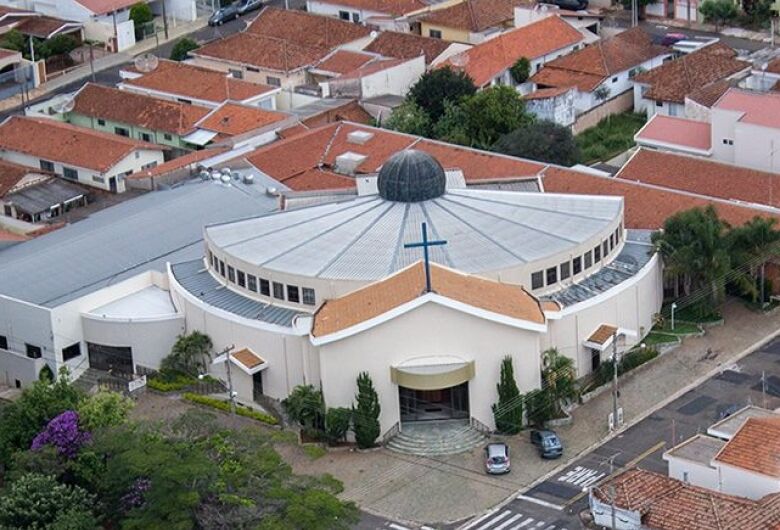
[{"left": 485, "top": 443, "right": 511, "bottom": 475}]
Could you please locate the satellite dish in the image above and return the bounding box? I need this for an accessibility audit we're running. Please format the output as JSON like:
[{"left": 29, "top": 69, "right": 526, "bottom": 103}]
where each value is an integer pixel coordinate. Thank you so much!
[
  {"left": 54, "top": 96, "right": 75, "bottom": 114},
  {"left": 134, "top": 53, "right": 159, "bottom": 73},
  {"left": 370, "top": 30, "right": 378, "bottom": 39}
]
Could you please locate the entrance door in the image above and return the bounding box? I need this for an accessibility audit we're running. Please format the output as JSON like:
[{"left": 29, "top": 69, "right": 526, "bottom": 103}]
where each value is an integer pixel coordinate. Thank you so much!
[
  {"left": 87, "top": 342, "right": 133, "bottom": 374},
  {"left": 252, "top": 371, "right": 264, "bottom": 402},
  {"left": 399, "top": 382, "right": 470, "bottom": 422},
  {"left": 109, "top": 176, "right": 117, "bottom": 193},
  {"left": 591, "top": 348, "right": 601, "bottom": 373}
]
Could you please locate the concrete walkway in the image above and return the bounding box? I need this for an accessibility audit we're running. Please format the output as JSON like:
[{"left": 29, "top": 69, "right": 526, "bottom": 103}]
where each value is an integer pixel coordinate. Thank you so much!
[{"left": 278, "top": 299, "right": 780, "bottom": 526}]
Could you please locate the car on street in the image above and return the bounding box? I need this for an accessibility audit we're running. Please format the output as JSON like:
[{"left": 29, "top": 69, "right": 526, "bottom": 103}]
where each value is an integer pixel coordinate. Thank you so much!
[
  {"left": 530, "top": 429, "right": 563, "bottom": 459},
  {"left": 208, "top": 4, "right": 239, "bottom": 25},
  {"left": 237, "top": 0, "right": 263, "bottom": 15},
  {"left": 484, "top": 443, "right": 511, "bottom": 474},
  {"left": 539, "top": 0, "right": 589, "bottom": 10},
  {"left": 661, "top": 32, "right": 687, "bottom": 46}
]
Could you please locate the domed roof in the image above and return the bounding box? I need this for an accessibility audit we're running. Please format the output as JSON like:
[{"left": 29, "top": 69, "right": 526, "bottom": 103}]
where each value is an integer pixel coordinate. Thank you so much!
[{"left": 377, "top": 149, "right": 446, "bottom": 202}]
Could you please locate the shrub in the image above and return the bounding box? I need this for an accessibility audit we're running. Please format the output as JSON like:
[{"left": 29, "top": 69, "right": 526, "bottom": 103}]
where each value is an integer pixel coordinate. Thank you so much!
[
  {"left": 509, "top": 57, "right": 531, "bottom": 84},
  {"left": 182, "top": 392, "right": 278, "bottom": 425},
  {"left": 325, "top": 407, "right": 352, "bottom": 444},
  {"left": 161, "top": 332, "right": 213, "bottom": 378},
  {"left": 524, "top": 388, "right": 555, "bottom": 427},
  {"left": 353, "top": 372, "right": 380, "bottom": 449},
  {"left": 492, "top": 356, "right": 523, "bottom": 434},
  {"left": 170, "top": 37, "right": 198, "bottom": 61},
  {"left": 493, "top": 120, "right": 580, "bottom": 166},
  {"left": 147, "top": 371, "right": 196, "bottom": 392},
  {"left": 77, "top": 391, "right": 134, "bottom": 430},
  {"left": 31, "top": 410, "right": 91, "bottom": 459},
  {"left": 0, "top": 473, "right": 97, "bottom": 529},
  {"left": 699, "top": 0, "right": 738, "bottom": 30},
  {"left": 282, "top": 384, "right": 325, "bottom": 431}
]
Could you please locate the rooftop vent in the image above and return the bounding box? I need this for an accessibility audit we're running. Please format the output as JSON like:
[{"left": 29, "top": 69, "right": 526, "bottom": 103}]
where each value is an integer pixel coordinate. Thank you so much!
[
  {"left": 243, "top": 174, "right": 254, "bottom": 185},
  {"left": 347, "top": 130, "right": 374, "bottom": 145},
  {"left": 335, "top": 151, "right": 367, "bottom": 176}
]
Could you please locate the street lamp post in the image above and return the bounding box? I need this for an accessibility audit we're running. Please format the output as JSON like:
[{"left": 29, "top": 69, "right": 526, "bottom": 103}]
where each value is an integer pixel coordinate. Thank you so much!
[
  {"left": 671, "top": 302, "right": 677, "bottom": 331},
  {"left": 611, "top": 331, "right": 620, "bottom": 431}
]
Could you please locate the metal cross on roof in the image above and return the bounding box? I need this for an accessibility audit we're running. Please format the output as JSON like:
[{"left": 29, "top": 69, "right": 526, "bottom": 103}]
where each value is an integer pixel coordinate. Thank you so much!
[{"left": 404, "top": 222, "right": 447, "bottom": 293}]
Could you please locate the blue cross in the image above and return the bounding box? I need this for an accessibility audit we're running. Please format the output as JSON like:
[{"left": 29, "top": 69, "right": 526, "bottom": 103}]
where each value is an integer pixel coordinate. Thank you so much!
[{"left": 404, "top": 222, "right": 447, "bottom": 293}]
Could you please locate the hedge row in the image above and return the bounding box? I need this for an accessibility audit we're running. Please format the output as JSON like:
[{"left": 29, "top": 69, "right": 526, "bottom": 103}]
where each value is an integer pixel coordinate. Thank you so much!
[{"left": 182, "top": 392, "right": 278, "bottom": 425}]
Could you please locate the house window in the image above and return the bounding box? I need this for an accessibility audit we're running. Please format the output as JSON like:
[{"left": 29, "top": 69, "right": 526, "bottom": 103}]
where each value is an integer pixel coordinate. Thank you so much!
[
  {"left": 266, "top": 76, "right": 281, "bottom": 87},
  {"left": 227, "top": 266, "right": 235, "bottom": 283},
  {"left": 237, "top": 270, "right": 246, "bottom": 288},
  {"left": 603, "top": 240, "right": 609, "bottom": 257},
  {"left": 722, "top": 139, "right": 734, "bottom": 145},
  {"left": 39, "top": 160, "right": 54, "bottom": 172},
  {"left": 531, "top": 271, "right": 544, "bottom": 290},
  {"left": 429, "top": 29, "right": 442, "bottom": 39},
  {"left": 609, "top": 233, "right": 615, "bottom": 250},
  {"left": 97, "top": 118, "right": 106, "bottom": 126},
  {"left": 25, "top": 343, "right": 42, "bottom": 359},
  {"left": 560, "top": 261, "right": 571, "bottom": 281},
  {"left": 573, "top": 256, "right": 582, "bottom": 275},
  {"left": 247, "top": 275, "right": 257, "bottom": 292},
  {"left": 92, "top": 175, "right": 105, "bottom": 183},
  {"left": 141, "top": 161, "right": 157, "bottom": 170},
  {"left": 140, "top": 132, "right": 152, "bottom": 142},
  {"left": 302, "top": 287, "right": 315, "bottom": 306},
  {"left": 62, "top": 167, "right": 78, "bottom": 180},
  {"left": 163, "top": 133, "right": 173, "bottom": 141},
  {"left": 594, "top": 245, "right": 601, "bottom": 262},
  {"left": 287, "top": 285, "right": 300, "bottom": 303},
  {"left": 611, "top": 76, "right": 618, "bottom": 83},
  {"left": 352, "top": 12, "right": 360, "bottom": 22},
  {"left": 229, "top": 68, "right": 243, "bottom": 79},
  {"left": 655, "top": 100, "right": 663, "bottom": 107},
  {"left": 616, "top": 227, "right": 621, "bottom": 242},
  {"left": 247, "top": 66, "right": 259, "bottom": 73},
  {"left": 584, "top": 251, "right": 592, "bottom": 269},
  {"left": 219, "top": 260, "right": 225, "bottom": 277},
  {"left": 546, "top": 267, "right": 557, "bottom": 286},
  {"left": 338, "top": 10, "right": 349, "bottom": 19},
  {"left": 259, "top": 278, "right": 270, "bottom": 296},
  {"left": 62, "top": 343, "right": 81, "bottom": 361},
  {"left": 114, "top": 126, "right": 129, "bottom": 137},
  {"left": 272, "top": 282, "right": 284, "bottom": 300},
  {"left": 0, "top": 335, "right": 7, "bottom": 349}
]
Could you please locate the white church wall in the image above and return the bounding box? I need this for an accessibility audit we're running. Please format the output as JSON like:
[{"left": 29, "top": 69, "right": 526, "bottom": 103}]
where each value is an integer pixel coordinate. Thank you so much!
[
  {"left": 317, "top": 302, "right": 543, "bottom": 435},
  {"left": 0, "top": 295, "right": 51, "bottom": 386}
]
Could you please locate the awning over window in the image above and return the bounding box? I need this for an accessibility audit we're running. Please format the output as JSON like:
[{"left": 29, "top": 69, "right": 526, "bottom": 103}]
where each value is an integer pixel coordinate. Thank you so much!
[
  {"left": 391, "top": 356, "right": 475, "bottom": 390},
  {"left": 181, "top": 129, "right": 218, "bottom": 147}
]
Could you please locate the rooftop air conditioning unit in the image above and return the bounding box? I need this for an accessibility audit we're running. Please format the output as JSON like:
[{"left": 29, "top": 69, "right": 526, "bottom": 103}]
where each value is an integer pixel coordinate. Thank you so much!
[
  {"left": 243, "top": 174, "right": 254, "bottom": 185},
  {"left": 347, "top": 130, "right": 374, "bottom": 145},
  {"left": 335, "top": 152, "right": 367, "bottom": 176}
]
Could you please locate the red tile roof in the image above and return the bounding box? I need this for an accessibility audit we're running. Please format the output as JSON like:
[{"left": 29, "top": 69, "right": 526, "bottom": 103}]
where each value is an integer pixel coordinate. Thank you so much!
[
  {"left": 0, "top": 48, "right": 20, "bottom": 60},
  {"left": 73, "top": 83, "right": 210, "bottom": 136},
  {"left": 15, "top": 16, "right": 80, "bottom": 38},
  {"left": 634, "top": 115, "right": 712, "bottom": 152},
  {"left": 714, "top": 417, "right": 780, "bottom": 478},
  {"left": 75, "top": 0, "right": 138, "bottom": 15},
  {"left": 440, "top": 15, "right": 585, "bottom": 87},
  {"left": 765, "top": 57, "right": 780, "bottom": 75},
  {"left": 542, "top": 165, "right": 778, "bottom": 228},
  {"left": 419, "top": 0, "right": 525, "bottom": 32},
  {"left": 193, "top": 33, "right": 326, "bottom": 73},
  {"left": 310, "top": 0, "right": 427, "bottom": 16},
  {"left": 196, "top": 103, "right": 288, "bottom": 137},
  {"left": 595, "top": 468, "right": 780, "bottom": 530},
  {"left": 617, "top": 149, "right": 780, "bottom": 209},
  {"left": 363, "top": 31, "right": 452, "bottom": 65},
  {"left": 0, "top": 159, "right": 41, "bottom": 197},
  {"left": 714, "top": 88, "right": 780, "bottom": 129},
  {"left": 0, "top": 116, "right": 163, "bottom": 173},
  {"left": 531, "top": 27, "right": 667, "bottom": 92},
  {"left": 246, "top": 7, "right": 371, "bottom": 47},
  {"left": 314, "top": 50, "right": 377, "bottom": 75},
  {"left": 687, "top": 78, "right": 733, "bottom": 108},
  {"left": 633, "top": 42, "right": 748, "bottom": 104}
]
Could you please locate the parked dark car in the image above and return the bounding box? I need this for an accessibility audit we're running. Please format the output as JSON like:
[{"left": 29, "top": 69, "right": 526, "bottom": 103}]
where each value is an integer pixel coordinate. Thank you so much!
[
  {"left": 530, "top": 429, "right": 563, "bottom": 459},
  {"left": 539, "top": 0, "right": 588, "bottom": 11},
  {"left": 484, "top": 443, "right": 511, "bottom": 474},
  {"left": 237, "top": 0, "right": 263, "bottom": 15},
  {"left": 208, "top": 4, "right": 239, "bottom": 26}
]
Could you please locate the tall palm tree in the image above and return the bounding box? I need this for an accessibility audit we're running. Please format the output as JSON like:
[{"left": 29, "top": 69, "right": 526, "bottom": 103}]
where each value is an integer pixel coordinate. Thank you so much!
[{"left": 728, "top": 217, "right": 780, "bottom": 303}]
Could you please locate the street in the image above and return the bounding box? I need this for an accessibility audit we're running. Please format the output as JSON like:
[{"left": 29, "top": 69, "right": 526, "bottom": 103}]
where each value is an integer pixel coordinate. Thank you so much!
[{"left": 458, "top": 334, "right": 780, "bottom": 530}]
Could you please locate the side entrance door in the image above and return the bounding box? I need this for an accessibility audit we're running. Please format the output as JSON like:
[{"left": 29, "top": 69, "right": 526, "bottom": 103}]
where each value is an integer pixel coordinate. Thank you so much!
[{"left": 87, "top": 342, "right": 133, "bottom": 374}]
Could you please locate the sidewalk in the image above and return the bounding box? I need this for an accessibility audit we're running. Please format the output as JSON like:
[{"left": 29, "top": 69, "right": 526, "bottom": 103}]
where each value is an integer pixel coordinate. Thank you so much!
[
  {"left": 275, "top": 299, "right": 780, "bottom": 525},
  {"left": 0, "top": 14, "right": 210, "bottom": 112}
]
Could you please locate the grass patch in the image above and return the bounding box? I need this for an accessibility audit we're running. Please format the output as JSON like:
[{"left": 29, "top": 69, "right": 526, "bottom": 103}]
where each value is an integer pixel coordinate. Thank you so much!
[
  {"left": 147, "top": 373, "right": 196, "bottom": 392},
  {"left": 303, "top": 444, "right": 327, "bottom": 460},
  {"left": 576, "top": 112, "right": 647, "bottom": 164},
  {"left": 642, "top": 332, "right": 680, "bottom": 346},
  {"left": 654, "top": 322, "right": 701, "bottom": 335},
  {"left": 182, "top": 392, "right": 278, "bottom": 425},
  {"left": 673, "top": 305, "right": 723, "bottom": 324}
]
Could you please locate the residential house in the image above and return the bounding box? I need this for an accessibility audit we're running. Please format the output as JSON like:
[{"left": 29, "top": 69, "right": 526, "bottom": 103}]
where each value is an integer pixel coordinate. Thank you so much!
[
  {"left": 633, "top": 43, "right": 749, "bottom": 118},
  {"left": 523, "top": 87, "right": 576, "bottom": 127},
  {"left": 362, "top": 30, "right": 468, "bottom": 66},
  {"left": 0, "top": 158, "right": 87, "bottom": 221},
  {"left": 589, "top": 468, "right": 780, "bottom": 530},
  {"left": 663, "top": 408, "right": 780, "bottom": 501},
  {"left": 417, "top": 0, "right": 525, "bottom": 44},
  {"left": 530, "top": 27, "right": 670, "bottom": 115},
  {"left": 439, "top": 14, "right": 587, "bottom": 89},
  {"left": 118, "top": 59, "right": 280, "bottom": 110},
  {"left": 0, "top": 116, "right": 166, "bottom": 193},
  {"left": 513, "top": 4, "right": 602, "bottom": 42},
  {"left": 0, "top": 6, "right": 83, "bottom": 41},
  {"left": 184, "top": 102, "right": 291, "bottom": 149},
  {"left": 635, "top": 88, "right": 780, "bottom": 173},
  {"left": 306, "top": 0, "right": 426, "bottom": 29},
  {"left": 320, "top": 56, "right": 426, "bottom": 99},
  {"left": 188, "top": 8, "right": 371, "bottom": 93}
]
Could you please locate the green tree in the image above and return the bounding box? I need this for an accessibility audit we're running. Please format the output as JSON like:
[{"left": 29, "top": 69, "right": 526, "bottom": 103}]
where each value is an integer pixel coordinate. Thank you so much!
[
  {"left": 493, "top": 120, "right": 580, "bottom": 166},
  {"left": 37, "top": 34, "right": 78, "bottom": 58},
  {"left": 0, "top": 473, "right": 97, "bottom": 530},
  {"left": 458, "top": 86, "right": 530, "bottom": 148},
  {"left": 699, "top": 0, "right": 738, "bottom": 30},
  {"left": 0, "top": 29, "right": 25, "bottom": 55},
  {"left": 130, "top": 2, "right": 154, "bottom": 39},
  {"left": 77, "top": 391, "right": 134, "bottom": 431},
  {"left": 384, "top": 99, "right": 432, "bottom": 137},
  {"left": 524, "top": 388, "right": 553, "bottom": 427},
  {"left": 492, "top": 356, "right": 523, "bottom": 434},
  {"left": 509, "top": 57, "right": 531, "bottom": 84},
  {"left": 652, "top": 206, "right": 732, "bottom": 307},
  {"left": 170, "top": 37, "right": 198, "bottom": 61},
  {"left": 727, "top": 217, "right": 780, "bottom": 302},
  {"left": 541, "top": 348, "right": 577, "bottom": 417},
  {"left": 161, "top": 331, "right": 213, "bottom": 377},
  {"left": 282, "top": 384, "right": 325, "bottom": 432},
  {"left": 353, "top": 372, "right": 380, "bottom": 449},
  {"left": 38, "top": 364, "right": 54, "bottom": 382},
  {"left": 432, "top": 100, "right": 470, "bottom": 145},
  {"left": 325, "top": 407, "right": 352, "bottom": 444},
  {"left": 408, "top": 66, "right": 476, "bottom": 122}
]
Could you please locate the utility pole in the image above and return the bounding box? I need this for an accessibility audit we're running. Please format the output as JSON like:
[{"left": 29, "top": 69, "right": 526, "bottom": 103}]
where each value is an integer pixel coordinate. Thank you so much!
[
  {"left": 609, "top": 484, "right": 617, "bottom": 530},
  {"left": 161, "top": 0, "right": 169, "bottom": 40},
  {"left": 611, "top": 331, "right": 620, "bottom": 431},
  {"left": 88, "top": 43, "right": 95, "bottom": 83}
]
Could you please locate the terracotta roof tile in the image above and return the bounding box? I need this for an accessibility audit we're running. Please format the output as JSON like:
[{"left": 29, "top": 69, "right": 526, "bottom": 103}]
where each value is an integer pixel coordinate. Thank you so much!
[
  {"left": 312, "top": 261, "right": 545, "bottom": 337},
  {"left": 364, "top": 31, "right": 452, "bottom": 65},
  {"left": 15, "top": 16, "right": 80, "bottom": 38},
  {"left": 617, "top": 149, "right": 780, "bottom": 209},
  {"left": 245, "top": 7, "right": 370, "bottom": 47},
  {"left": 122, "top": 60, "right": 276, "bottom": 104},
  {"left": 0, "top": 48, "right": 20, "bottom": 60},
  {"left": 687, "top": 78, "right": 733, "bottom": 107},
  {"left": 314, "top": 50, "right": 377, "bottom": 75},
  {"left": 634, "top": 115, "right": 712, "bottom": 152},
  {"left": 440, "top": 15, "right": 585, "bottom": 87},
  {"left": 419, "top": 0, "right": 526, "bottom": 32},
  {"left": 232, "top": 348, "right": 265, "bottom": 369},
  {"left": 416, "top": 139, "right": 544, "bottom": 180},
  {"left": 196, "top": 103, "right": 288, "bottom": 136},
  {"left": 193, "top": 33, "right": 326, "bottom": 73},
  {"left": 307, "top": 0, "right": 426, "bottom": 16},
  {"left": 633, "top": 43, "right": 748, "bottom": 104},
  {"left": 299, "top": 100, "right": 374, "bottom": 129},
  {"left": 714, "top": 417, "right": 780, "bottom": 478},
  {"left": 531, "top": 27, "right": 667, "bottom": 92},
  {"left": 75, "top": 0, "right": 138, "bottom": 15},
  {"left": 0, "top": 116, "right": 163, "bottom": 173},
  {"left": 542, "top": 165, "right": 778, "bottom": 228},
  {"left": 73, "top": 83, "right": 210, "bottom": 136},
  {"left": 587, "top": 324, "right": 617, "bottom": 344},
  {"left": 765, "top": 57, "right": 780, "bottom": 75},
  {"left": 0, "top": 159, "right": 40, "bottom": 197}
]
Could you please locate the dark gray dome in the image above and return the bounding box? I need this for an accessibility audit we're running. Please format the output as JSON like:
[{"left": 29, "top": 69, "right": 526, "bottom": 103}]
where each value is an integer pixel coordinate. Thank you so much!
[{"left": 377, "top": 149, "right": 446, "bottom": 202}]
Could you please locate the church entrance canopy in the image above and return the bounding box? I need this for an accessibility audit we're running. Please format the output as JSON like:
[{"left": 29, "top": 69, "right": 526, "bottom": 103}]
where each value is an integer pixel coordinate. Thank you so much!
[{"left": 392, "top": 356, "right": 474, "bottom": 423}]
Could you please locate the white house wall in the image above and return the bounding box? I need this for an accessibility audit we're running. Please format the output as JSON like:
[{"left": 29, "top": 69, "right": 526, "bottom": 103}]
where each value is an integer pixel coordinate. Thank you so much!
[
  {"left": 665, "top": 456, "right": 719, "bottom": 490},
  {"left": 0, "top": 295, "right": 52, "bottom": 385},
  {"left": 306, "top": 0, "right": 387, "bottom": 23},
  {"left": 718, "top": 463, "right": 780, "bottom": 500}
]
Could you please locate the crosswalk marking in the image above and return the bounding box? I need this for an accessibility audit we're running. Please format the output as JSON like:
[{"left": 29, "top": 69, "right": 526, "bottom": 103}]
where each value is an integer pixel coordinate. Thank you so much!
[
  {"left": 494, "top": 513, "right": 524, "bottom": 530},
  {"left": 512, "top": 518, "right": 536, "bottom": 529},
  {"left": 463, "top": 509, "right": 502, "bottom": 530},
  {"left": 388, "top": 524, "right": 409, "bottom": 530},
  {"left": 476, "top": 510, "right": 512, "bottom": 530},
  {"left": 535, "top": 522, "right": 546, "bottom": 527},
  {"left": 464, "top": 507, "right": 562, "bottom": 530},
  {"left": 543, "top": 526, "right": 556, "bottom": 530},
  {"left": 557, "top": 466, "right": 606, "bottom": 488}
]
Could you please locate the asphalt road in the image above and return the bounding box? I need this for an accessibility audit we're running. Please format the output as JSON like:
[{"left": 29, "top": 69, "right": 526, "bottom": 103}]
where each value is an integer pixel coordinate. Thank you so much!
[{"left": 460, "top": 335, "right": 780, "bottom": 530}]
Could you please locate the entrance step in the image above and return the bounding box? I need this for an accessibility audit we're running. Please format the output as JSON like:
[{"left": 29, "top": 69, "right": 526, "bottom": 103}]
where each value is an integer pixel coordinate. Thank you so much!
[
  {"left": 72, "top": 367, "right": 109, "bottom": 394},
  {"left": 386, "top": 419, "right": 487, "bottom": 456}
]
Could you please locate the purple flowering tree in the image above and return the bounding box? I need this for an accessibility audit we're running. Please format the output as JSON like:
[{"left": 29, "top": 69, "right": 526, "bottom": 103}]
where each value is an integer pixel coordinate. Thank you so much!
[
  {"left": 121, "top": 478, "right": 152, "bottom": 511},
  {"left": 31, "top": 410, "right": 91, "bottom": 459}
]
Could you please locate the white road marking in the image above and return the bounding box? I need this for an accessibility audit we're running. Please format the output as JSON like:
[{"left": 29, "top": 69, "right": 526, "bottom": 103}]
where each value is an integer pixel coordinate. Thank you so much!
[
  {"left": 476, "top": 510, "right": 512, "bottom": 530},
  {"left": 557, "top": 466, "right": 605, "bottom": 487},
  {"left": 388, "top": 524, "right": 409, "bottom": 530},
  {"left": 494, "top": 513, "right": 524, "bottom": 530},
  {"left": 535, "top": 522, "right": 547, "bottom": 527},
  {"left": 543, "top": 525, "right": 556, "bottom": 530},
  {"left": 516, "top": 494, "right": 565, "bottom": 510},
  {"left": 510, "top": 518, "right": 536, "bottom": 529},
  {"left": 462, "top": 509, "right": 501, "bottom": 530}
]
